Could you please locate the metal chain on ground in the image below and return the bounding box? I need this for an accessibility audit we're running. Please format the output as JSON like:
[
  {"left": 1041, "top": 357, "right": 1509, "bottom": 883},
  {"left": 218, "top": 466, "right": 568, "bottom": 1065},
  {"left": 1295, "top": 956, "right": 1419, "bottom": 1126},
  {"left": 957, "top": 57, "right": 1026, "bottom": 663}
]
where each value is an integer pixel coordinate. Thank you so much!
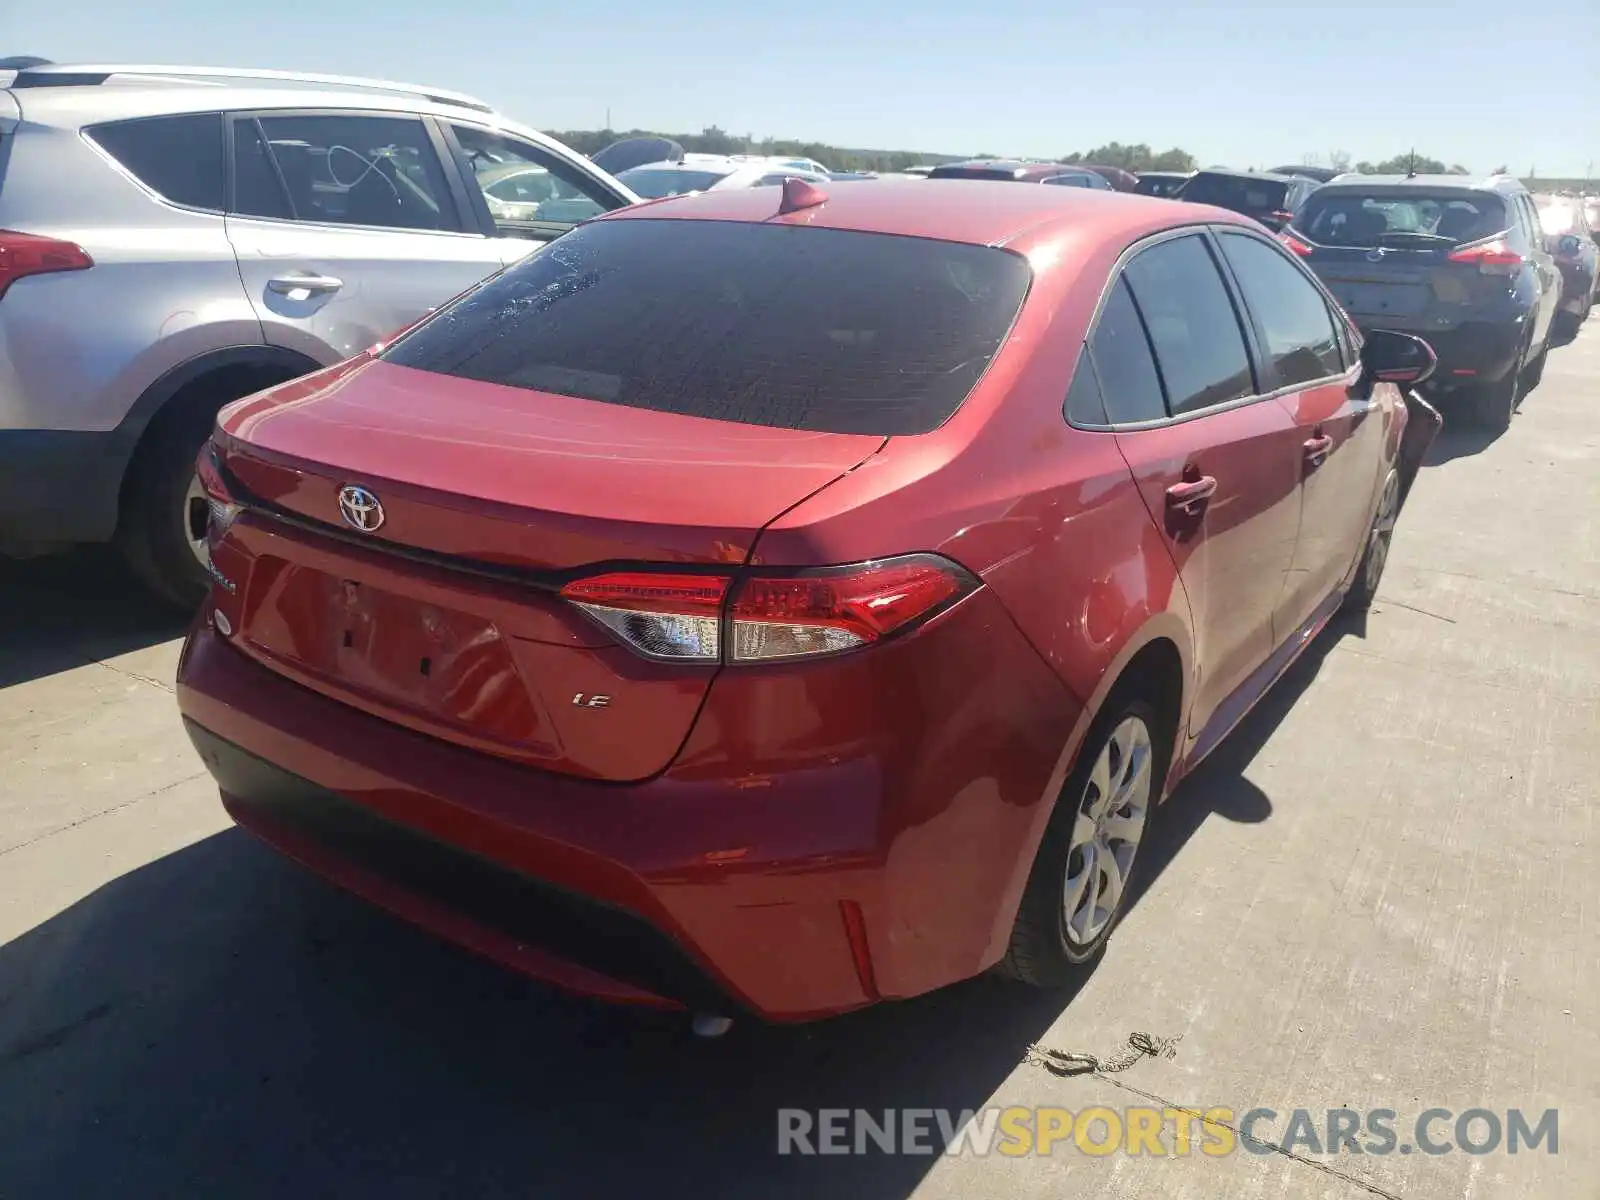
[{"left": 1024, "top": 1031, "right": 1182, "bottom": 1078}]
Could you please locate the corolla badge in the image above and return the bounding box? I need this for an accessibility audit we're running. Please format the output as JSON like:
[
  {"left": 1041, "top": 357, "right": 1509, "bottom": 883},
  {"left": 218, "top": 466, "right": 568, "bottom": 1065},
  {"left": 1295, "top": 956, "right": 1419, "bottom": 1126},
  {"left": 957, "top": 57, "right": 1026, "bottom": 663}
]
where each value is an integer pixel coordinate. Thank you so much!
[{"left": 337, "top": 485, "right": 385, "bottom": 533}]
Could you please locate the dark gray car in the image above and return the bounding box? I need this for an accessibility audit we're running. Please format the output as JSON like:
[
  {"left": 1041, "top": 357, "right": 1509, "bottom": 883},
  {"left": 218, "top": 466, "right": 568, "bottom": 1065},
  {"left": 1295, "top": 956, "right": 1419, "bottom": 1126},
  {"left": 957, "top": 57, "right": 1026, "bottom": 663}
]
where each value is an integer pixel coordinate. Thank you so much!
[{"left": 1284, "top": 174, "right": 1561, "bottom": 432}]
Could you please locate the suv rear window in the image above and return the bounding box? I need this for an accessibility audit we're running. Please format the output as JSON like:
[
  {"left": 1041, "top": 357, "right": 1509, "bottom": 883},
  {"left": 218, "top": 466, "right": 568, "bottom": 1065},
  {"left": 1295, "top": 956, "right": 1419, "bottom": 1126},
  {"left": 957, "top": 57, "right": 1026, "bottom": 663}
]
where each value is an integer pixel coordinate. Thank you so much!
[
  {"left": 383, "top": 219, "right": 1031, "bottom": 436},
  {"left": 929, "top": 166, "right": 1019, "bottom": 181},
  {"left": 1296, "top": 190, "right": 1507, "bottom": 248},
  {"left": 1178, "top": 173, "right": 1287, "bottom": 212},
  {"left": 87, "top": 113, "right": 225, "bottom": 211}
]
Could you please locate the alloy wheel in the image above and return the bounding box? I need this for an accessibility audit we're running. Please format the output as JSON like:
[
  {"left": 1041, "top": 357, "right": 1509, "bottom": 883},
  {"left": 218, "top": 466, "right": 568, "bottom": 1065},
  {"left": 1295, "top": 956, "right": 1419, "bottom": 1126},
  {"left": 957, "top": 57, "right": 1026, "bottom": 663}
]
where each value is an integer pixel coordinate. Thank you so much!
[
  {"left": 1062, "top": 715, "right": 1153, "bottom": 947},
  {"left": 1364, "top": 472, "right": 1400, "bottom": 595}
]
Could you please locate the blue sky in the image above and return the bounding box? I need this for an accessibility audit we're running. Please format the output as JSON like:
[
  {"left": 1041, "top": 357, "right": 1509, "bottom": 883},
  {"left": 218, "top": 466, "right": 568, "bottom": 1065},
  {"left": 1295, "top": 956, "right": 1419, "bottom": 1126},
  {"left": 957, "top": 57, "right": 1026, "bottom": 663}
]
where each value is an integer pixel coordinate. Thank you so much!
[{"left": 7, "top": 0, "right": 1597, "bottom": 175}]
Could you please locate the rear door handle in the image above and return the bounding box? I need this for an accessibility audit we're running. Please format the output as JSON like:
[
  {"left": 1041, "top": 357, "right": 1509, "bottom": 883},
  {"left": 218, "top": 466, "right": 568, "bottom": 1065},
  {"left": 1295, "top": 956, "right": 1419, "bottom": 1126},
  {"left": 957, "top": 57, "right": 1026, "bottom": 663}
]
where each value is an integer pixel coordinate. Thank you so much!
[
  {"left": 267, "top": 274, "right": 344, "bottom": 296},
  {"left": 1165, "top": 474, "right": 1217, "bottom": 514},
  {"left": 1303, "top": 434, "right": 1334, "bottom": 467}
]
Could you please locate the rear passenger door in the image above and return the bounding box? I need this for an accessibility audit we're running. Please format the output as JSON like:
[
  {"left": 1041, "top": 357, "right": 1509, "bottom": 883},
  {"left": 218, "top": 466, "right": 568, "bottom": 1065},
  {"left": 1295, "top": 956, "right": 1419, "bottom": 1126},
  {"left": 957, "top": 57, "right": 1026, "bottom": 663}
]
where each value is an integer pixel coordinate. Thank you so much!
[
  {"left": 1087, "top": 232, "right": 1305, "bottom": 743},
  {"left": 223, "top": 110, "right": 507, "bottom": 363},
  {"left": 1214, "top": 229, "right": 1378, "bottom": 635}
]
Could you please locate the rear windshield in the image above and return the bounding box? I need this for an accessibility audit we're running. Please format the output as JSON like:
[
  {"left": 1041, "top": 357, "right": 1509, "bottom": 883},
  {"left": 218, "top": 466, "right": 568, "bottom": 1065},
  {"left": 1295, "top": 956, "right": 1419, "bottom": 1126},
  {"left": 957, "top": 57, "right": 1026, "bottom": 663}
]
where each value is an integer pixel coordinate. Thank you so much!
[
  {"left": 1178, "top": 174, "right": 1287, "bottom": 212},
  {"left": 614, "top": 167, "right": 730, "bottom": 197},
  {"left": 382, "top": 218, "right": 1032, "bottom": 436},
  {"left": 1295, "top": 191, "right": 1507, "bottom": 247}
]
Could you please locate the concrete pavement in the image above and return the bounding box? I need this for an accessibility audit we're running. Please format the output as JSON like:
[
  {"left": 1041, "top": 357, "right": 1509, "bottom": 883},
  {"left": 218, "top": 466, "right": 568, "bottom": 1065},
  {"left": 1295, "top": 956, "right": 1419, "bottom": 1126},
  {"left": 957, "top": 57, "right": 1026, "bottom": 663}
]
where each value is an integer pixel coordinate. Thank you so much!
[{"left": 1, "top": 325, "right": 1596, "bottom": 1199}]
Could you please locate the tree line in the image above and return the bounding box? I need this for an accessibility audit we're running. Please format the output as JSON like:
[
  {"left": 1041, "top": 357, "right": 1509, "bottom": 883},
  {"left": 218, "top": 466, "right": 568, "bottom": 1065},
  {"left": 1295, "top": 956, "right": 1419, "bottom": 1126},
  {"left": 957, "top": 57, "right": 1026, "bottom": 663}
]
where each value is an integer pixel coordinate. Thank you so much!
[{"left": 552, "top": 127, "right": 1511, "bottom": 179}]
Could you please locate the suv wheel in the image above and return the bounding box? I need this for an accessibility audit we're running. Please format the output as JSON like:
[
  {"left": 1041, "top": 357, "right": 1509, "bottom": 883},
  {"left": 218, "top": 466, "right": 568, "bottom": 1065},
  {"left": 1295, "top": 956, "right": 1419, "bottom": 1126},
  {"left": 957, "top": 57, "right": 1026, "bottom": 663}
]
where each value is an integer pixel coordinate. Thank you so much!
[
  {"left": 999, "top": 696, "right": 1168, "bottom": 987},
  {"left": 1470, "top": 334, "right": 1529, "bottom": 433},
  {"left": 117, "top": 407, "right": 216, "bottom": 609}
]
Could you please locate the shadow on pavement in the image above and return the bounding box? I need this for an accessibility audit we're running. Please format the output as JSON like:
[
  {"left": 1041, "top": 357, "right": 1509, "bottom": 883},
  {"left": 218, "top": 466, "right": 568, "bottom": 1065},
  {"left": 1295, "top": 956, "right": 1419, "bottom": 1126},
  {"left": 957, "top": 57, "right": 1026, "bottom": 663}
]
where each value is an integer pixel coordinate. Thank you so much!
[
  {"left": 0, "top": 550, "right": 188, "bottom": 689},
  {"left": 0, "top": 610, "right": 1352, "bottom": 1200},
  {"left": 1420, "top": 413, "right": 1500, "bottom": 466}
]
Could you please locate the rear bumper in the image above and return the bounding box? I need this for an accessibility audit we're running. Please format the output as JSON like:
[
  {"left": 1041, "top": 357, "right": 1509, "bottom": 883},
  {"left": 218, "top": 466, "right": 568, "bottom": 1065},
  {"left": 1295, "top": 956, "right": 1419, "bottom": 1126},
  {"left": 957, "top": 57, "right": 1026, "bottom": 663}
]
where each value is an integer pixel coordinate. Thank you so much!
[
  {"left": 176, "top": 589, "right": 1079, "bottom": 1021},
  {"left": 0, "top": 429, "right": 127, "bottom": 549}
]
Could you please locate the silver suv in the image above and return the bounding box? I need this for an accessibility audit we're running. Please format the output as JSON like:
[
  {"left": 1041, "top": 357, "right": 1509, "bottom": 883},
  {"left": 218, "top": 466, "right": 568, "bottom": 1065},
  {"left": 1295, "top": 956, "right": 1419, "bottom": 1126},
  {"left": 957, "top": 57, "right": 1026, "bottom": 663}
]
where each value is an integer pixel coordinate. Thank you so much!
[{"left": 0, "top": 63, "right": 638, "bottom": 604}]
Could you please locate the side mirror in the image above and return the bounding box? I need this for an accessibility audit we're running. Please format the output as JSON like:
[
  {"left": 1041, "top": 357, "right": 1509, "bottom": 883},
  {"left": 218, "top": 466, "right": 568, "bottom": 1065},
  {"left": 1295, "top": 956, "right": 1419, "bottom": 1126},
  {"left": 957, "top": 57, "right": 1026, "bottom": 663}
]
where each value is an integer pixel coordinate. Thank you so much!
[{"left": 1360, "top": 329, "right": 1436, "bottom": 388}]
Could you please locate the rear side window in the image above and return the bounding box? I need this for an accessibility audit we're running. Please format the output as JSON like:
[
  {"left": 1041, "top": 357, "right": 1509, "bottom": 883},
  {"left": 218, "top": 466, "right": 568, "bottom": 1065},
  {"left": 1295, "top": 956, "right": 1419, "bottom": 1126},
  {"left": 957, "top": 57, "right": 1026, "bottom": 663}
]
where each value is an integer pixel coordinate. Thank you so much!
[
  {"left": 1216, "top": 232, "right": 1344, "bottom": 386},
  {"left": 88, "top": 113, "right": 225, "bottom": 211},
  {"left": 1064, "top": 349, "right": 1108, "bottom": 424},
  {"left": 383, "top": 219, "right": 1032, "bottom": 436},
  {"left": 1296, "top": 191, "right": 1506, "bottom": 247},
  {"left": 1085, "top": 278, "right": 1166, "bottom": 424},
  {"left": 234, "top": 113, "right": 458, "bottom": 232},
  {"left": 1122, "top": 235, "right": 1254, "bottom": 416}
]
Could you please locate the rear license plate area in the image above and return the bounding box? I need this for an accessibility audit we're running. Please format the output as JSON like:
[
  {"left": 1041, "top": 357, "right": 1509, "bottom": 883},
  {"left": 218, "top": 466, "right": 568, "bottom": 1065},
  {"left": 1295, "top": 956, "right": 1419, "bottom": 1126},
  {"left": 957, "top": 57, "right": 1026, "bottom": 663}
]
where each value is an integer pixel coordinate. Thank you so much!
[{"left": 243, "top": 562, "right": 544, "bottom": 742}]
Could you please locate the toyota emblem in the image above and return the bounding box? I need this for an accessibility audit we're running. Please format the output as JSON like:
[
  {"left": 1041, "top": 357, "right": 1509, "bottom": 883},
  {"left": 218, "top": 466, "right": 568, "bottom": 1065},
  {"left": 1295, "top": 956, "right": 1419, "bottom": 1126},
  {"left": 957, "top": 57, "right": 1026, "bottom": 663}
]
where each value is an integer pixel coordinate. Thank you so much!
[{"left": 337, "top": 485, "right": 385, "bottom": 533}]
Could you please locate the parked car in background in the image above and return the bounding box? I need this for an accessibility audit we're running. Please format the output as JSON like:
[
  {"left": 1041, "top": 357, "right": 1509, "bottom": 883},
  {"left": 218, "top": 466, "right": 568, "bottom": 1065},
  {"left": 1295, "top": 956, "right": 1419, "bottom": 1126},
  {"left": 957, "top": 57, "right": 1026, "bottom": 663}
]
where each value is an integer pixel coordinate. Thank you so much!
[
  {"left": 1135, "top": 170, "right": 1192, "bottom": 198},
  {"left": 901, "top": 165, "right": 936, "bottom": 177},
  {"left": 1079, "top": 164, "right": 1139, "bottom": 192},
  {"left": 0, "top": 62, "right": 637, "bottom": 605},
  {"left": 770, "top": 156, "right": 830, "bottom": 176},
  {"left": 615, "top": 156, "right": 828, "bottom": 197},
  {"left": 589, "top": 135, "right": 684, "bottom": 175},
  {"left": 178, "top": 180, "right": 1437, "bottom": 1025},
  {"left": 1177, "top": 170, "right": 1320, "bottom": 231},
  {"left": 1283, "top": 174, "right": 1561, "bottom": 431},
  {"left": 1531, "top": 193, "right": 1598, "bottom": 329},
  {"left": 928, "top": 160, "right": 1112, "bottom": 188},
  {"left": 1269, "top": 165, "right": 1342, "bottom": 183}
]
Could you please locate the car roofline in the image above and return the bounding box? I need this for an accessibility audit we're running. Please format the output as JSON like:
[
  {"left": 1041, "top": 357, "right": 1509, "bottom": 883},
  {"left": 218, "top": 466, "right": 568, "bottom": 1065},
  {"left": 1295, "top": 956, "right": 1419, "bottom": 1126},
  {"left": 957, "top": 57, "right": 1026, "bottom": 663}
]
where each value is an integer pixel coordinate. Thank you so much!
[{"left": 3, "top": 62, "right": 494, "bottom": 113}]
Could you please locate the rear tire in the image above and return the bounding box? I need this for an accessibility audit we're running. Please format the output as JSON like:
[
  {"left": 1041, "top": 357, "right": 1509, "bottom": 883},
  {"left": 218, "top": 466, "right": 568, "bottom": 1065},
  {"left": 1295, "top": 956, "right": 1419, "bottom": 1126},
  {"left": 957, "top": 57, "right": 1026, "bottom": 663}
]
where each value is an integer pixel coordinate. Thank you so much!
[
  {"left": 1469, "top": 329, "right": 1529, "bottom": 433},
  {"left": 1524, "top": 341, "right": 1548, "bottom": 390},
  {"left": 999, "top": 693, "right": 1171, "bottom": 988},
  {"left": 116, "top": 407, "right": 216, "bottom": 610},
  {"left": 1342, "top": 469, "right": 1400, "bottom": 614}
]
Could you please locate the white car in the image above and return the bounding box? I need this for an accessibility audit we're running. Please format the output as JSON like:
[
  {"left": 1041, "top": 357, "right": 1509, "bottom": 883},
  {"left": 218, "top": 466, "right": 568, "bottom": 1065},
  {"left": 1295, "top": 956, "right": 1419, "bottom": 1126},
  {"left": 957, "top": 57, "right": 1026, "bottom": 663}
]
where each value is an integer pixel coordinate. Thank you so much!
[{"left": 615, "top": 156, "right": 829, "bottom": 199}]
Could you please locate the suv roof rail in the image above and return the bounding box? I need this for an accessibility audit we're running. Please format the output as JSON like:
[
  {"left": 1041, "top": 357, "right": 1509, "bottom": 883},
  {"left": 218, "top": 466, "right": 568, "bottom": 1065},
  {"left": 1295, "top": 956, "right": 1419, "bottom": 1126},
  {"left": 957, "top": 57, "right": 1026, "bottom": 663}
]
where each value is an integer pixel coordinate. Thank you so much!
[{"left": 5, "top": 63, "right": 496, "bottom": 113}]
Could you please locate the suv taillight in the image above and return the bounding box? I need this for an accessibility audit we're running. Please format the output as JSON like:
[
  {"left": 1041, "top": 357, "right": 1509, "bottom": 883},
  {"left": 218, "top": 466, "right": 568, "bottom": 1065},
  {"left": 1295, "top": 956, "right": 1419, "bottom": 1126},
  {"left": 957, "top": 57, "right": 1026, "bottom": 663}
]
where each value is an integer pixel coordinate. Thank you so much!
[
  {"left": 1277, "top": 231, "right": 1314, "bottom": 257},
  {"left": 560, "top": 554, "right": 978, "bottom": 664},
  {"left": 0, "top": 230, "right": 93, "bottom": 299},
  {"left": 1447, "top": 235, "right": 1525, "bottom": 276}
]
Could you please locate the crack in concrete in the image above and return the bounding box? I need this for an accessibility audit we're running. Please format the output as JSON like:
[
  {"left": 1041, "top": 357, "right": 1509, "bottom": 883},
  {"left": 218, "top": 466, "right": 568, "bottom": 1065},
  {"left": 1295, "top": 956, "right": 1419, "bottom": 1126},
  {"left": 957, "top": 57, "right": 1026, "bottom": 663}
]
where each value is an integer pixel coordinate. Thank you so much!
[
  {"left": 82, "top": 653, "right": 175, "bottom": 694},
  {"left": 1083, "top": 1071, "right": 1406, "bottom": 1200},
  {"left": 0, "top": 771, "right": 208, "bottom": 859}
]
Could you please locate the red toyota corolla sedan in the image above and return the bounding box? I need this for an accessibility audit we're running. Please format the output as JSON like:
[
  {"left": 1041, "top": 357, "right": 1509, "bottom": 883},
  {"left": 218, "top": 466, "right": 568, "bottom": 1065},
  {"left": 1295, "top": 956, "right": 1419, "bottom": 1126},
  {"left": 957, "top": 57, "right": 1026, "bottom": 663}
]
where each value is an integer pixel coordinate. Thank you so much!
[{"left": 177, "top": 179, "right": 1440, "bottom": 1024}]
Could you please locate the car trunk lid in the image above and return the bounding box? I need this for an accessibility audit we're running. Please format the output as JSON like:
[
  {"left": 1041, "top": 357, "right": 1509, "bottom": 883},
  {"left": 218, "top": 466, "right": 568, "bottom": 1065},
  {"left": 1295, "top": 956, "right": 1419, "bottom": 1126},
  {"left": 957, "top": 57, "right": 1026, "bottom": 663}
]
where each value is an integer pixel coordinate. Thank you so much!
[{"left": 213, "top": 357, "right": 885, "bottom": 781}]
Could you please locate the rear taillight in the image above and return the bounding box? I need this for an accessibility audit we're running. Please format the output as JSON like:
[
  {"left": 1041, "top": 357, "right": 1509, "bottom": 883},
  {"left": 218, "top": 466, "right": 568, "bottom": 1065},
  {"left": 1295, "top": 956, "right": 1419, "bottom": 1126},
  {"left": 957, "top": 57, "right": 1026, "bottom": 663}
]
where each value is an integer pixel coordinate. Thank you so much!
[
  {"left": 559, "top": 554, "right": 978, "bottom": 664},
  {"left": 1447, "top": 235, "right": 1525, "bottom": 276},
  {"left": 1269, "top": 209, "right": 1296, "bottom": 224},
  {"left": 0, "top": 230, "right": 93, "bottom": 300},
  {"left": 1277, "top": 231, "right": 1314, "bottom": 257},
  {"left": 195, "top": 441, "right": 243, "bottom": 538},
  {"left": 560, "top": 573, "right": 727, "bottom": 662}
]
